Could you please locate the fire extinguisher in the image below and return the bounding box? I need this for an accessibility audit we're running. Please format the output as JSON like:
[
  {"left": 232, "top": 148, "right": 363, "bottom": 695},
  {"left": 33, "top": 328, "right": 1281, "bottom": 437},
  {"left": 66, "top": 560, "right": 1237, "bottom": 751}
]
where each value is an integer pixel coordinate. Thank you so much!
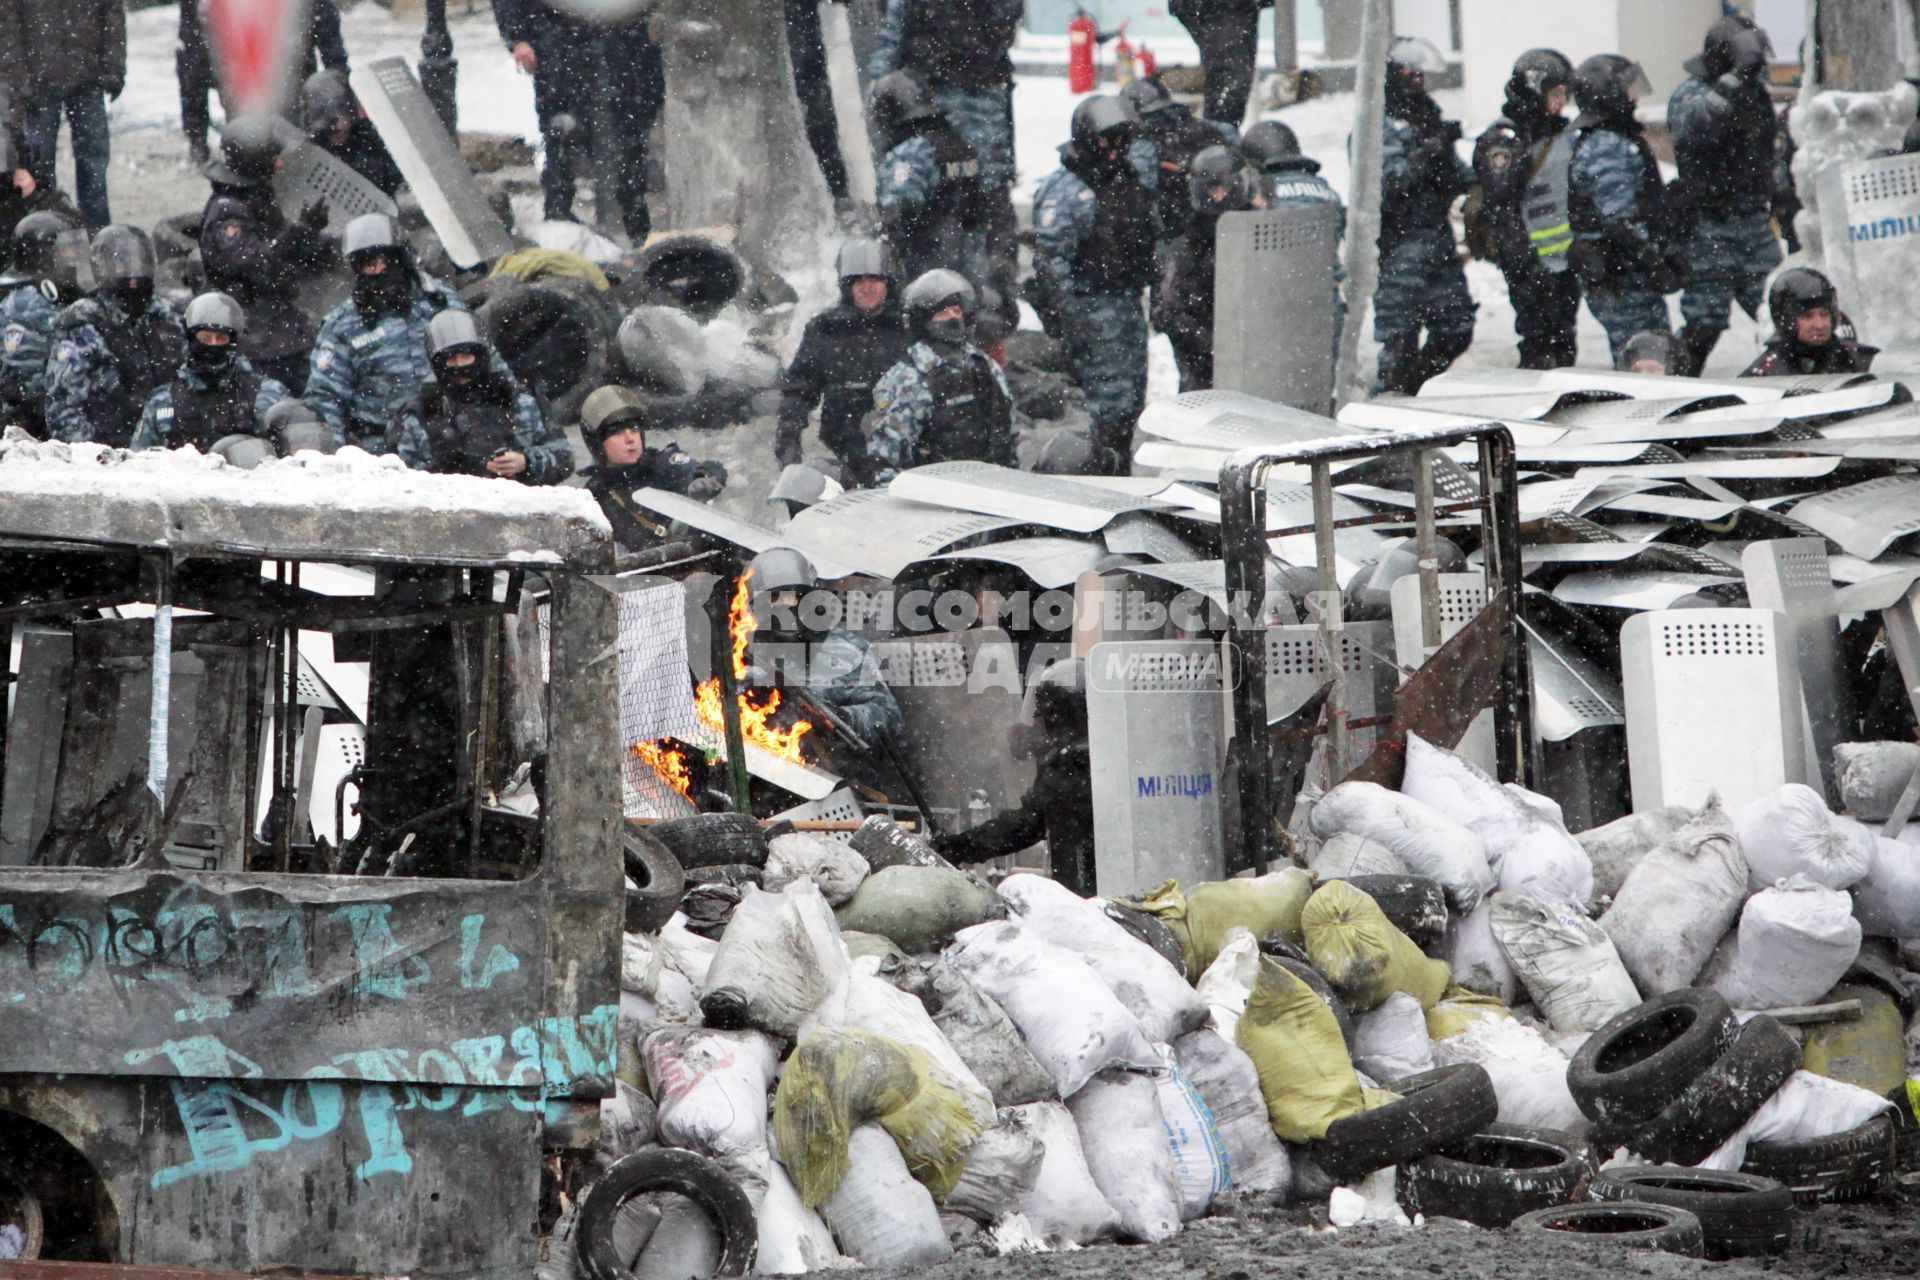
[
  {"left": 1114, "top": 23, "right": 1136, "bottom": 86},
  {"left": 1068, "top": 9, "right": 1097, "bottom": 94},
  {"left": 1139, "top": 43, "right": 1157, "bottom": 78}
]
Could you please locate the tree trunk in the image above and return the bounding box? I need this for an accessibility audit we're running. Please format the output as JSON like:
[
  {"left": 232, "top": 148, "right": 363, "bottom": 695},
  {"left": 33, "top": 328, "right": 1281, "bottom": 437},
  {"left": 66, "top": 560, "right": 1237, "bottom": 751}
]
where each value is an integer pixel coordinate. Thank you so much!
[
  {"left": 653, "top": 0, "right": 837, "bottom": 301},
  {"left": 1818, "top": 0, "right": 1901, "bottom": 90}
]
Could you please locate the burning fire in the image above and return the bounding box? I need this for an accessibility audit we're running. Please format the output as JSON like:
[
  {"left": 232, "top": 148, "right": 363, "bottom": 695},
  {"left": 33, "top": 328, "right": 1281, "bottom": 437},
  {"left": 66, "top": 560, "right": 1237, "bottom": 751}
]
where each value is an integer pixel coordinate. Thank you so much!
[{"left": 632, "top": 739, "right": 693, "bottom": 798}]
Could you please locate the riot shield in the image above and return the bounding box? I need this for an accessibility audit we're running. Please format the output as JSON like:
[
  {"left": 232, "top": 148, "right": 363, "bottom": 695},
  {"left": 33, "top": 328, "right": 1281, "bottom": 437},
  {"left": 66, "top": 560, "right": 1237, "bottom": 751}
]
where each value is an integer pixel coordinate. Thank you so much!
[{"left": 1212, "top": 203, "right": 1340, "bottom": 412}]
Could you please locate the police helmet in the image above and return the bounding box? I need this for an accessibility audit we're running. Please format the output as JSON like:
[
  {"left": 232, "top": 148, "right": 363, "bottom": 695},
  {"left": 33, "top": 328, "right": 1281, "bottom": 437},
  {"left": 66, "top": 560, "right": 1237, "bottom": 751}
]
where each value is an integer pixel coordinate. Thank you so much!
[
  {"left": 89, "top": 225, "right": 156, "bottom": 288},
  {"left": 183, "top": 290, "right": 247, "bottom": 341},
  {"left": 208, "top": 115, "right": 283, "bottom": 187},
  {"left": 1509, "top": 48, "right": 1575, "bottom": 109},
  {"left": 836, "top": 236, "right": 897, "bottom": 289},
  {"left": 1240, "top": 120, "right": 1317, "bottom": 174},
  {"left": 263, "top": 398, "right": 334, "bottom": 454},
  {"left": 1119, "top": 76, "right": 1179, "bottom": 120},
  {"left": 1616, "top": 329, "right": 1679, "bottom": 374},
  {"left": 9, "top": 210, "right": 86, "bottom": 286},
  {"left": 1700, "top": 13, "right": 1772, "bottom": 78},
  {"left": 1070, "top": 95, "right": 1139, "bottom": 151},
  {"left": 1769, "top": 268, "right": 1838, "bottom": 335},
  {"left": 1034, "top": 431, "right": 1095, "bottom": 475},
  {"left": 301, "top": 68, "right": 356, "bottom": 137},
  {"left": 1572, "top": 54, "right": 1651, "bottom": 121},
  {"left": 868, "top": 71, "right": 942, "bottom": 147},
  {"left": 342, "top": 212, "right": 406, "bottom": 265},
  {"left": 902, "top": 267, "right": 976, "bottom": 337},
  {"left": 426, "top": 308, "right": 488, "bottom": 361},
  {"left": 1025, "top": 657, "right": 1086, "bottom": 733},
  {"left": 1388, "top": 35, "right": 1447, "bottom": 77},
  {"left": 1188, "top": 144, "right": 1255, "bottom": 211},
  {"left": 748, "top": 547, "right": 817, "bottom": 595},
  {"left": 580, "top": 384, "right": 649, "bottom": 444}
]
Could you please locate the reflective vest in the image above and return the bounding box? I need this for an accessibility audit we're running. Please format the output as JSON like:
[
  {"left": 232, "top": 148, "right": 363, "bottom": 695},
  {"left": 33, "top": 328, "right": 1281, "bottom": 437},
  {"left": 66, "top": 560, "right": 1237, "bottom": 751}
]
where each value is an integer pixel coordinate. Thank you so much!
[{"left": 1522, "top": 129, "right": 1576, "bottom": 273}]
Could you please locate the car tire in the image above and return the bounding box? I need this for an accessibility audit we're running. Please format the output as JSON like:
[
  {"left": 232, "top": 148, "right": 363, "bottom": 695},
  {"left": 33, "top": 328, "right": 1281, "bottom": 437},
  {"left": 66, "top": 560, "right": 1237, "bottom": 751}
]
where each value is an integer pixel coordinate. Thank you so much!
[
  {"left": 1397, "top": 1123, "right": 1590, "bottom": 1227},
  {"left": 1510, "top": 1202, "right": 1704, "bottom": 1256},
  {"left": 1567, "top": 988, "right": 1736, "bottom": 1127},
  {"left": 1266, "top": 954, "right": 1357, "bottom": 1054},
  {"left": 1339, "top": 875, "right": 1450, "bottom": 950},
  {"left": 1314, "top": 1064, "right": 1499, "bottom": 1184},
  {"left": 1102, "top": 900, "right": 1188, "bottom": 974},
  {"left": 576, "top": 1148, "right": 757, "bottom": 1280},
  {"left": 623, "top": 828, "right": 686, "bottom": 935},
  {"left": 1628, "top": 1015, "right": 1801, "bottom": 1166},
  {"left": 1589, "top": 1166, "right": 1793, "bottom": 1259},
  {"left": 848, "top": 815, "right": 948, "bottom": 871},
  {"left": 652, "top": 813, "right": 770, "bottom": 870},
  {"left": 477, "top": 276, "right": 614, "bottom": 423},
  {"left": 1741, "top": 1113, "right": 1897, "bottom": 1206}
]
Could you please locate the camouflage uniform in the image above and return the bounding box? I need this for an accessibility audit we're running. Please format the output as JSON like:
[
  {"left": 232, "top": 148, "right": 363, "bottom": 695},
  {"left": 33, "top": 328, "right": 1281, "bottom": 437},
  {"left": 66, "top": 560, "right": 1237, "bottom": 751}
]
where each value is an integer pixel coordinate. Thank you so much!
[
  {"left": 1372, "top": 113, "right": 1476, "bottom": 394},
  {"left": 0, "top": 283, "right": 60, "bottom": 430},
  {"left": 805, "top": 627, "right": 905, "bottom": 744},
  {"left": 1669, "top": 74, "right": 1781, "bottom": 356},
  {"left": 388, "top": 367, "right": 571, "bottom": 484},
  {"left": 867, "top": 339, "right": 1016, "bottom": 485},
  {"left": 876, "top": 131, "right": 988, "bottom": 286},
  {"left": 305, "top": 275, "right": 467, "bottom": 451},
  {"left": 1265, "top": 166, "right": 1348, "bottom": 362},
  {"left": 44, "top": 296, "right": 187, "bottom": 445},
  {"left": 131, "top": 358, "right": 290, "bottom": 451},
  {"left": 1568, "top": 126, "right": 1672, "bottom": 358}
]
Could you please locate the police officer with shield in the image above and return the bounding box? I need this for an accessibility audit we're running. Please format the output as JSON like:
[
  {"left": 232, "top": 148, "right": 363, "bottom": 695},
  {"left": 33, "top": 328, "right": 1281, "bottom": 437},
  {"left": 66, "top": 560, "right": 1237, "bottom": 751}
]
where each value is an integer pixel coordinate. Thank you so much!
[
  {"left": 44, "top": 225, "right": 186, "bottom": 445},
  {"left": 1156, "top": 144, "right": 1259, "bottom": 392},
  {"left": 133, "top": 291, "right": 291, "bottom": 451},
  {"left": 388, "top": 309, "right": 572, "bottom": 483},
  {"left": 866, "top": 268, "right": 1015, "bottom": 485}
]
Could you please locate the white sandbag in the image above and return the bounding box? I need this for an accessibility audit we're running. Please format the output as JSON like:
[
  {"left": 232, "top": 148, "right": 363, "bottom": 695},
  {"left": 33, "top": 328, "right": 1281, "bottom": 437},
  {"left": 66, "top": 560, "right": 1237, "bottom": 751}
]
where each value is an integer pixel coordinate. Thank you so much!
[
  {"left": 1005, "top": 1102, "right": 1121, "bottom": 1246},
  {"left": 821, "top": 1125, "right": 952, "bottom": 1266},
  {"left": 1833, "top": 741, "right": 1920, "bottom": 823},
  {"left": 1733, "top": 784, "right": 1872, "bottom": 891},
  {"left": 804, "top": 959, "right": 996, "bottom": 1121},
  {"left": 1600, "top": 796, "right": 1750, "bottom": 995},
  {"left": 622, "top": 932, "right": 701, "bottom": 1028},
  {"left": 657, "top": 914, "right": 720, "bottom": 987},
  {"left": 1067, "top": 1069, "right": 1182, "bottom": 1243},
  {"left": 1579, "top": 805, "right": 1695, "bottom": 903},
  {"left": 944, "top": 1120, "right": 1045, "bottom": 1224},
  {"left": 1488, "top": 892, "right": 1641, "bottom": 1034},
  {"left": 997, "top": 873, "right": 1208, "bottom": 1043},
  {"left": 1444, "top": 899, "right": 1518, "bottom": 1004},
  {"left": 884, "top": 956, "right": 1056, "bottom": 1107},
  {"left": 527, "top": 218, "right": 625, "bottom": 264},
  {"left": 1309, "top": 780, "right": 1494, "bottom": 913},
  {"left": 1697, "top": 1070, "right": 1896, "bottom": 1172},
  {"left": 756, "top": 1159, "right": 846, "bottom": 1274},
  {"left": 1169, "top": 1028, "right": 1290, "bottom": 1196},
  {"left": 1195, "top": 927, "right": 1262, "bottom": 1042},
  {"left": 947, "top": 920, "right": 1159, "bottom": 1098},
  {"left": 1351, "top": 993, "right": 1436, "bottom": 1082},
  {"left": 701, "top": 882, "right": 850, "bottom": 1037},
  {"left": 634, "top": 1195, "right": 721, "bottom": 1280},
  {"left": 1851, "top": 834, "right": 1920, "bottom": 938},
  {"left": 1310, "top": 830, "right": 1412, "bottom": 881},
  {"left": 1402, "top": 733, "right": 1592, "bottom": 908},
  {"left": 765, "top": 833, "right": 871, "bottom": 905},
  {"left": 601, "top": 1079, "right": 656, "bottom": 1160},
  {"left": 1711, "top": 875, "right": 1862, "bottom": 1010},
  {"left": 643, "top": 1027, "right": 781, "bottom": 1187},
  {"left": 1429, "top": 1011, "right": 1588, "bottom": 1135},
  {"left": 1153, "top": 1044, "right": 1231, "bottom": 1219}
]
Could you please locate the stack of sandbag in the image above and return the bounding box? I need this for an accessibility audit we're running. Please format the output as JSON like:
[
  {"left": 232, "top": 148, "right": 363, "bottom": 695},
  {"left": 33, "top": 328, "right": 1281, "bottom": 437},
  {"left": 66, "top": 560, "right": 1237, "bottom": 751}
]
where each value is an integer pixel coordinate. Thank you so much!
[
  {"left": 1307, "top": 781, "right": 1495, "bottom": 913},
  {"left": 1733, "top": 785, "right": 1872, "bottom": 892},
  {"left": 1599, "top": 797, "right": 1750, "bottom": 994},
  {"left": 1703, "top": 874, "right": 1862, "bottom": 1011},
  {"left": 1400, "top": 734, "right": 1593, "bottom": 909}
]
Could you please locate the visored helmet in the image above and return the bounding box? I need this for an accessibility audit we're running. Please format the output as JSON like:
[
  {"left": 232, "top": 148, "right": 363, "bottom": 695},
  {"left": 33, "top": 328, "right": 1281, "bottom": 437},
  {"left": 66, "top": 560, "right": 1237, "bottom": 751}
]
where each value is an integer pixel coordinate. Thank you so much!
[
  {"left": 1241, "top": 119, "right": 1317, "bottom": 173},
  {"left": 580, "top": 383, "right": 649, "bottom": 444},
  {"left": 342, "top": 212, "right": 406, "bottom": 264},
  {"left": 1768, "top": 267, "right": 1838, "bottom": 335},
  {"left": 836, "top": 236, "right": 897, "bottom": 288},
  {"left": 208, "top": 115, "right": 283, "bottom": 187},
  {"left": 1573, "top": 54, "right": 1651, "bottom": 121},
  {"left": 1701, "top": 13, "right": 1773, "bottom": 78},
  {"left": 9, "top": 210, "right": 86, "bottom": 288},
  {"left": 263, "top": 398, "right": 333, "bottom": 453},
  {"left": 1187, "top": 144, "right": 1254, "bottom": 212},
  {"left": 301, "top": 68, "right": 355, "bottom": 137},
  {"left": 183, "top": 290, "right": 246, "bottom": 340},
  {"left": 1070, "top": 94, "right": 1139, "bottom": 151},
  {"left": 868, "top": 70, "right": 942, "bottom": 149},
  {"left": 748, "top": 547, "right": 817, "bottom": 594},
  {"left": 1508, "top": 48, "right": 1574, "bottom": 111},
  {"left": 89, "top": 224, "right": 156, "bottom": 287},
  {"left": 1388, "top": 34, "right": 1447, "bottom": 84},
  {"left": 1119, "top": 75, "right": 1178, "bottom": 120},
  {"left": 426, "top": 308, "right": 487, "bottom": 361},
  {"left": 1616, "top": 329, "right": 1679, "bottom": 373},
  {"left": 901, "top": 267, "right": 975, "bottom": 339}
]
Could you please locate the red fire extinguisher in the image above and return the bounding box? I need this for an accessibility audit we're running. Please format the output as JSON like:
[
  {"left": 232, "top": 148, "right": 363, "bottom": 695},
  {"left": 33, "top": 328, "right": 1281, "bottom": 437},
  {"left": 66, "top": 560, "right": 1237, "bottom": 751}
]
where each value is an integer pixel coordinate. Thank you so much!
[
  {"left": 1068, "top": 9, "right": 1097, "bottom": 94},
  {"left": 1139, "top": 43, "right": 1157, "bottom": 77},
  {"left": 1115, "top": 24, "right": 1136, "bottom": 86}
]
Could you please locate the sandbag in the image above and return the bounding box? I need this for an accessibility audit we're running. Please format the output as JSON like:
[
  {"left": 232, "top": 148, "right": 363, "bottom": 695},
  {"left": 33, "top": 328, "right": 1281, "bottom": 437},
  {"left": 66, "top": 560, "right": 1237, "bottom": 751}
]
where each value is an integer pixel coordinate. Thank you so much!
[
  {"left": 1351, "top": 993, "right": 1436, "bottom": 1082},
  {"left": 1488, "top": 891, "right": 1641, "bottom": 1034},
  {"left": 1401, "top": 733, "right": 1592, "bottom": 908},
  {"left": 1801, "top": 984, "right": 1906, "bottom": 1096},
  {"left": 1153, "top": 1044, "right": 1231, "bottom": 1218},
  {"left": 1310, "top": 830, "right": 1414, "bottom": 881},
  {"left": 1195, "top": 926, "right": 1262, "bottom": 1042},
  {"left": 772, "top": 1027, "right": 989, "bottom": 1208},
  {"left": 1578, "top": 805, "right": 1695, "bottom": 903},
  {"left": 1849, "top": 835, "right": 1920, "bottom": 938},
  {"left": 1428, "top": 1008, "right": 1588, "bottom": 1135},
  {"left": 1068, "top": 1069, "right": 1183, "bottom": 1242},
  {"left": 1004, "top": 1102, "right": 1121, "bottom": 1246},
  {"left": 1236, "top": 956, "right": 1367, "bottom": 1143},
  {"left": 643, "top": 1027, "right": 781, "bottom": 1192},
  {"left": 947, "top": 919, "right": 1159, "bottom": 1098},
  {"left": 1600, "top": 796, "right": 1750, "bottom": 995},
  {"left": 804, "top": 960, "right": 996, "bottom": 1121},
  {"left": 943, "top": 1120, "right": 1045, "bottom": 1224},
  {"left": 1444, "top": 900, "right": 1518, "bottom": 1003},
  {"left": 835, "top": 865, "right": 1005, "bottom": 954},
  {"left": 622, "top": 931, "right": 701, "bottom": 1028},
  {"left": 657, "top": 915, "right": 720, "bottom": 987},
  {"left": 1309, "top": 781, "right": 1494, "bottom": 913},
  {"left": 1124, "top": 868, "right": 1315, "bottom": 979},
  {"left": 1709, "top": 875, "right": 1862, "bottom": 1010},
  {"left": 841, "top": 930, "right": 909, "bottom": 966},
  {"left": 1300, "top": 880, "right": 1451, "bottom": 1012},
  {"left": 1833, "top": 741, "right": 1920, "bottom": 823},
  {"left": 820, "top": 1125, "right": 952, "bottom": 1266},
  {"left": 1424, "top": 988, "right": 1514, "bottom": 1041},
  {"left": 755, "top": 1160, "right": 844, "bottom": 1274},
  {"left": 701, "top": 882, "right": 849, "bottom": 1036},
  {"left": 633, "top": 1194, "right": 721, "bottom": 1280},
  {"left": 1170, "top": 1028, "right": 1292, "bottom": 1195},
  {"left": 1699, "top": 1069, "right": 1896, "bottom": 1171},
  {"left": 764, "top": 833, "right": 870, "bottom": 905},
  {"left": 882, "top": 955, "right": 1056, "bottom": 1108},
  {"left": 1734, "top": 784, "right": 1872, "bottom": 891}
]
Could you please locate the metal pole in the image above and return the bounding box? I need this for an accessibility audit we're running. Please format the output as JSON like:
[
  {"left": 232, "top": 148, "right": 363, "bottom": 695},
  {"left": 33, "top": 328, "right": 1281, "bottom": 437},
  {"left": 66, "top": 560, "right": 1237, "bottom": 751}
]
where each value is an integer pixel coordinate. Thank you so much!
[
  {"left": 1310, "top": 461, "right": 1348, "bottom": 777},
  {"left": 1413, "top": 448, "right": 1443, "bottom": 658},
  {"left": 1221, "top": 456, "right": 1273, "bottom": 875},
  {"left": 711, "top": 581, "right": 752, "bottom": 813},
  {"left": 421, "top": 0, "right": 459, "bottom": 136},
  {"left": 1273, "top": 0, "right": 1298, "bottom": 74},
  {"left": 1334, "top": 0, "right": 1391, "bottom": 405}
]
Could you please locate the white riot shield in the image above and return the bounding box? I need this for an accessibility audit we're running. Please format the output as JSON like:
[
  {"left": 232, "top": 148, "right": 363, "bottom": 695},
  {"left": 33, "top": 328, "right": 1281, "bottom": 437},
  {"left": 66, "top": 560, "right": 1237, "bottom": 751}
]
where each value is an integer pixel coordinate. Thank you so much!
[
  {"left": 275, "top": 139, "right": 398, "bottom": 226},
  {"left": 1212, "top": 204, "right": 1340, "bottom": 413},
  {"left": 1832, "top": 151, "right": 1920, "bottom": 348}
]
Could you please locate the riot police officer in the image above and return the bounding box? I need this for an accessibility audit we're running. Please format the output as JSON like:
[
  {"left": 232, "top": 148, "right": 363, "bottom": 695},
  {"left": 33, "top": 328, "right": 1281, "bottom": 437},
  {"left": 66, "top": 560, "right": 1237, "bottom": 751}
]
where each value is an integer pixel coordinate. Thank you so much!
[
  {"left": 1241, "top": 118, "right": 1346, "bottom": 360},
  {"left": 1743, "top": 268, "right": 1876, "bottom": 377},
  {"left": 579, "top": 384, "right": 727, "bottom": 550},
  {"left": 1473, "top": 49, "right": 1581, "bottom": 369},
  {"left": 300, "top": 69, "right": 403, "bottom": 199},
  {"left": 866, "top": 268, "right": 1015, "bottom": 485},
  {"left": 746, "top": 546, "right": 906, "bottom": 746},
  {"left": 1617, "top": 330, "right": 1679, "bottom": 375},
  {"left": 1121, "top": 75, "right": 1236, "bottom": 243},
  {"left": 201, "top": 116, "right": 330, "bottom": 394},
  {"left": 1373, "top": 36, "right": 1475, "bottom": 395},
  {"left": 778, "top": 236, "right": 912, "bottom": 482},
  {"left": 1671, "top": 14, "right": 1781, "bottom": 375},
  {"left": 871, "top": 72, "right": 989, "bottom": 288},
  {"left": 388, "top": 309, "right": 571, "bottom": 483},
  {"left": 1566, "top": 55, "right": 1677, "bottom": 360},
  {"left": 0, "top": 209, "right": 86, "bottom": 434},
  {"left": 44, "top": 225, "right": 186, "bottom": 445},
  {"left": 1033, "top": 96, "right": 1156, "bottom": 468},
  {"left": 133, "top": 291, "right": 291, "bottom": 451},
  {"left": 306, "top": 212, "right": 469, "bottom": 451},
  {"left": 1155, "top": 145, "right": 1258, "bottom": 391}
]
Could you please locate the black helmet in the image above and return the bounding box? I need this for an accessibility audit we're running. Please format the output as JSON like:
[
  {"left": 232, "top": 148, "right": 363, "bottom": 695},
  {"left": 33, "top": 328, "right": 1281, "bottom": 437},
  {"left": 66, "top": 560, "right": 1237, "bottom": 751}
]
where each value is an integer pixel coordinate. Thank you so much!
[
  {"left": 1904, "top": 117, "right": 1920, "bottom": 156},
  {"left": 8, "top": 210, "right": 86, "bottom": 287},
  {"left": 89, "top": 225, "right": 156, "bottom": 288},
  {"left": 579, "top": 384, "right": 649, "bottom": 447},
  {"left": 901, "top": 267, "right": 975, "bottom": 339},
  {"left": 1507, "top": 48, "right": 1574, "bottom": 112},
  {"left": 342, "top": 212, "right": 406, "bottom": 265},
  {"left": 1697, "top": 13, "right": 1772, "bottom": 79},
  {"left": 183, "top": 290, "right": 246, "bottom": 341},
  {"left": 1188, "top": 144, "right": 1254, "bottom": 212},
  {"left": 263, "top": 398, "right": 333, "bottom": 453},
  {"left": 208, "top": 115, "right": 282, "bottom": 187},
  {"left": 869, "top": 71, "right": 941, "bottom": 149},
  {"left": 301, "top": 68, "right": 355, "bottom": 138},
  {"left": 1240, "top": 120, "right": 1317, "bottom": 174},
  {"left": 1119, "top": 76, "right": 1179, "bottom": 120},
  {"left": 1573, "top": 54, "right": 1650, "bottom": 121},
  {"left": 1616, "top": 329, "right": 1679, "bottom": 373},
  {"left": 836, "top": 236, "right": 897, "bottom": 292},
  {"left": 1070, "top": 95, "right": 1139, "bottom": 151},
  {"left": 1769, "top": 267, "right": 1838, "bottom": 336}
]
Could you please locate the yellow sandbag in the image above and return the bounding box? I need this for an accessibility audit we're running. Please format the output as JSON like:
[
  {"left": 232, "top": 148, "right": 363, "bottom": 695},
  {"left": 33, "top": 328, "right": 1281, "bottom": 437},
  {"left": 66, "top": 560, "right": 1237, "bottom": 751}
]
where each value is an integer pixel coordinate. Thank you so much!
[
  {"left": 488, "top": 247, "right": 611, "bottom": 290},
  {"left": 1801, "top": 984, "right": 1906, "bottom": 1097},
  {"left": 771, "top": 1027, "right": 989, "bottom": 1208},
  {"left": 1425, "top": 987, "right": 1514, "bottom": 1040},
  {"left": 1301, "top": 880, "right": 1451, "bottom": 1012},
  {"left": 1126, "top": 868, "right": 1315, "bottom": 979},
  {"left": 1235, "top": 957, "right": 1367, "bottom": 1142}
]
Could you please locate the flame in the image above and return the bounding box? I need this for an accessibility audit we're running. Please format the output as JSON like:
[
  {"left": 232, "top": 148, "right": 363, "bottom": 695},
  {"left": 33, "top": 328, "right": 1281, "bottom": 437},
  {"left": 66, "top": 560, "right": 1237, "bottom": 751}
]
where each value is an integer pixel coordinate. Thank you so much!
[
  {"left": 693, "top": 569, "right": 814, "bottom": 765},
  {"left": 632, "top": 740, "right": 693, "bottom": 798}
]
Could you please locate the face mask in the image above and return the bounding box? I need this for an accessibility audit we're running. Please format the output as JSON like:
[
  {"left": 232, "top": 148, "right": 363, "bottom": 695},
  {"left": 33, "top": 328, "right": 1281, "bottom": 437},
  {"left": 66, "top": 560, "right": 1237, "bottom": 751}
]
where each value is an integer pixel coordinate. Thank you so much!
[
  {"left": 352, "top": 261, "right": 413, "bottom": 315},
  {"left": 106, "top": 278, "right": 153, "bottom": 317},
  {"left": 436, "top": 357, "right": 484, "bottom": 396},
  {"left": 187, "top": 338, "right": 235, "bottom": 377},
  {"left": 926, "top": 314, "right": 969, "bottom": 348}
]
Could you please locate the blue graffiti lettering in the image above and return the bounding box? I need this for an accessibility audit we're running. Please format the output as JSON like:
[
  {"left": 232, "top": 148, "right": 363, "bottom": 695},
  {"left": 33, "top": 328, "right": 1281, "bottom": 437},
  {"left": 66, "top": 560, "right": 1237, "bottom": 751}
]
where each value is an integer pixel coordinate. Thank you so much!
[{"left": 459, "top": 913, "right": 520, "bottom": 990}]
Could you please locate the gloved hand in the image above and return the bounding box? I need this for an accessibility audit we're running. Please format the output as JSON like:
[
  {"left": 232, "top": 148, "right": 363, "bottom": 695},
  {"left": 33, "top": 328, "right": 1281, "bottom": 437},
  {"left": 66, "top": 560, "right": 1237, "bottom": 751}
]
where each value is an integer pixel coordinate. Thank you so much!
[
  {"left": 101, "top": 75, "right": 124, "bottom": 101},
  {"left": 687, "top": 474, "right": 723, "bottom": 502},
  {"left": 298, "top": 199, "right": 330, "bottom": 232}
]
